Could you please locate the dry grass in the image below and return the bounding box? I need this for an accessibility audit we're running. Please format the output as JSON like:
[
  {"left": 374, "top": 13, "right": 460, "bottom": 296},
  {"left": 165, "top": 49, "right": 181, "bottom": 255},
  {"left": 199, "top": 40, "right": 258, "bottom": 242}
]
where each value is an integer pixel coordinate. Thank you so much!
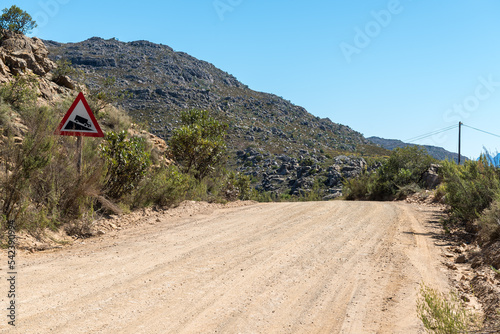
[{"left": 417, "top": 283, "right": 482, "bottom": 334}]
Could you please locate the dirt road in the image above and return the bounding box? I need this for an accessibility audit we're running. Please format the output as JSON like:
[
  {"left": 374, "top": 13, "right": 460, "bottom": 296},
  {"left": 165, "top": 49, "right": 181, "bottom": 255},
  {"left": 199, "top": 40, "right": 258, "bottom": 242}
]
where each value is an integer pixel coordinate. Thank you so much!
[{"left": 1, "top": 201, "right": 450, "bottom": 333}]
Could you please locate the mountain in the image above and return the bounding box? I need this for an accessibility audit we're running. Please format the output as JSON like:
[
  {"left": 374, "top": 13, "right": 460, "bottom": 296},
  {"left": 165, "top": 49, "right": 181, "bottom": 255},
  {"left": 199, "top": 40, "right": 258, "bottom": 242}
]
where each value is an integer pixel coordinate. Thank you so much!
[
  {"left": 42, "top": 37, "right": 391, "bottom": 197},
  {"left": 368, "top": 136, "right": 467, "bottom": 162},
  {"left": 43, "top": 37, "right": 380, "bottom": 156}
]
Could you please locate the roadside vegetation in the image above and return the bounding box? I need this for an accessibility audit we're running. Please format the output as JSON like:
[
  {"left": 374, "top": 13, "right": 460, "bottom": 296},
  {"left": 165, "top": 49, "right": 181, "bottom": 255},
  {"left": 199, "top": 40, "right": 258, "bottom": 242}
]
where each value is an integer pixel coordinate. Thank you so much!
[
  {"left": 344, "top": 145, "right": 500, "bottom": 332},
  {"left": 343, "top": 143, "right": 500, "bottom": 246},
  {"left": 417, "top": 283, "right": 482, "bottom": 334},
  {"left": 440, "top": 158, "right": 500, "bottom": 245},
  {"left": 343, "top": 146, "right": 435, "bottom": 201},
  {"left": 0, "top": 77, "right": 251, "bottom": 239}
]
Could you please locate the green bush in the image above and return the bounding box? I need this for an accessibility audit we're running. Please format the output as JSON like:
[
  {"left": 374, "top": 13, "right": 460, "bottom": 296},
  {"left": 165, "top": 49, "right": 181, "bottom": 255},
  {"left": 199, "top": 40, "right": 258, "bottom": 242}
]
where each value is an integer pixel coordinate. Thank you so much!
[
  {"left": 0, "top": 74, "right": 39, "bottom": 109},
  {"left": 477, "top": 198, "right": 500, "bottom": 244},
  {"left": 344, "top": 146, "right": 434, "bottom": 201},
  {"left": 1, "top": 106, "right": 56, "bottom": 226},
  {"left": 51, "top": 59, "right": 84, "bottom": 86},
  {"left": 0, "top": 100, "right": 13, "bottom": 128},
  {"left": 377, "top": 146, "right": 434, "bottom": 193},
  {"left": 343, "top": 172, "right": 377, "bottom": 200},
  {"left": 441, "top": 158, "right": 500, "bottom": 224},
  {"left": 99, "top": 131, "right": 151, "bottom": 199},
  {"left": 221, "top": 172, "right": 252, "bottom": 201},
  {"left": 395, "top": 183, "right": 422, "bottom": 200},
  {"left": 129, "top": 165, "right": 192, "bottom": 208},
  {"left": 169, "top": 109, "right": 227, "bottom": 180}
]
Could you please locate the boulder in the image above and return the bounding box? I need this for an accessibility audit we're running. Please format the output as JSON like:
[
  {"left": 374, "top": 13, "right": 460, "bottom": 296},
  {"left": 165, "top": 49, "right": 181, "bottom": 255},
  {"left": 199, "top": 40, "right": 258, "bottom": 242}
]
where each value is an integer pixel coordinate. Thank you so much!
[
  {"left": 0, "top": 29, "right": 69, "bottom": 101},
  {"left": 422, "top": 164, "right": 441, "bottom": 189}
]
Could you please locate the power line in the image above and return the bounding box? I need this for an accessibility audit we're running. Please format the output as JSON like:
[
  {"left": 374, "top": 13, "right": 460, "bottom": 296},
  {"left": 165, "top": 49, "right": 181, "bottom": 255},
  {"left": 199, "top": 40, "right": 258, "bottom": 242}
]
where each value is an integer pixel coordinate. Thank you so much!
[
  {"left": 406, "top": 126, "right": 457, "bottom": 143},
  {"left": 462, "top": 124, "right": 500, "bottom": 139},
  {"left": 405, "top": 124, "right": 458, "bottom": 143}
]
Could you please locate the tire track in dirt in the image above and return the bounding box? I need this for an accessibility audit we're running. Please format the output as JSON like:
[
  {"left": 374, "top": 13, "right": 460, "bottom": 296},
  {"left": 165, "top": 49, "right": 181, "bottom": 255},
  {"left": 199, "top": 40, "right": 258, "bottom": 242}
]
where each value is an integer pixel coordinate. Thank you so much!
[{"left": 1, "top": 201, "right": 449, "bottom": 333}]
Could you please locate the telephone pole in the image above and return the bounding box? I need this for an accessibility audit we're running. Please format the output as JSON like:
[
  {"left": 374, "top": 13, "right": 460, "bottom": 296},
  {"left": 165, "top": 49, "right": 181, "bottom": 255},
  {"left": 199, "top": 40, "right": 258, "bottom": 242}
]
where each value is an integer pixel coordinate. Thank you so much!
[{"left": 458, "top": 121, "right": 462, "bottom": 164}]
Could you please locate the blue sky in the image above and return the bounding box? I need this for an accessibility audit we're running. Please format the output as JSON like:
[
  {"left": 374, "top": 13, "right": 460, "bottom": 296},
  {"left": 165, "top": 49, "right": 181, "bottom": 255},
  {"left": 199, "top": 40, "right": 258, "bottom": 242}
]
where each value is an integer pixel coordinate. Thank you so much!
[{"left": 8, "top": 0, "right": 500, "bottom": 158}]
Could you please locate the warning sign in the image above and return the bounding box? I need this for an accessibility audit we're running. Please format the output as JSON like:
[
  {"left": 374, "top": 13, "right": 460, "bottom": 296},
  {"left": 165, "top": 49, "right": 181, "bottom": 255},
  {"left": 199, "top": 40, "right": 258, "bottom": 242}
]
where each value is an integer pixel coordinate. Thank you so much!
[{"left": 55, "top": 92, "right": 104, "bottom": 137}]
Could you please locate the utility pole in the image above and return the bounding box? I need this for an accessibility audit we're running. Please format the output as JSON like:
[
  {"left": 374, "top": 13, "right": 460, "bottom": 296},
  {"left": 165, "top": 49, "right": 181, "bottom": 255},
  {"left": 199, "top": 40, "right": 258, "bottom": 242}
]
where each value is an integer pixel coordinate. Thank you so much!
[{"left": 458, "top": 121, "right": 462, "bottom": 164}]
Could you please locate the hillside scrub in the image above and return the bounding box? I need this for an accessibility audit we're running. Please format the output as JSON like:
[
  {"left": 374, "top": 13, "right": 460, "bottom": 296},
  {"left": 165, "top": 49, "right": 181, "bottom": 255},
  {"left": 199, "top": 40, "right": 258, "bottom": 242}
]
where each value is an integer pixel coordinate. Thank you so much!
[
  {"left": 169, "top": 109, "right": 227, "bottom": 181},
  {"left": 0, "top": 100, "right": 108, "bottom": 233},
  {"left": 441, "top": 158, "right": 500, "bottom": 225},
  {"left": 440, "top": 158, "right": 500, "bottom": 244},
  {"left": 0, "top": 86, "right": 252, "bottom": 238},
  {"left": 343, "top": 146, "right": 435, "bottom": 201},
  {"left": 100, "top": 130, "right": 151, "bottom": 199},
  {"left": 477, "top": 199, "right": 500, "bottom": 245}
]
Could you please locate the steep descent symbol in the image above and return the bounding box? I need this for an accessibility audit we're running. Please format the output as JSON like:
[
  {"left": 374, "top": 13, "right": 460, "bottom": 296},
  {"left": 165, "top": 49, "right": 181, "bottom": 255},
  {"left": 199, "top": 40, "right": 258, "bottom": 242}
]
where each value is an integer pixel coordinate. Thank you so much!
[
  {"left": 64, "top": 115, "right": 92, "bottom": 131},
  {"left": 55, "top": 92, "right": 104, "bottom": 137}
]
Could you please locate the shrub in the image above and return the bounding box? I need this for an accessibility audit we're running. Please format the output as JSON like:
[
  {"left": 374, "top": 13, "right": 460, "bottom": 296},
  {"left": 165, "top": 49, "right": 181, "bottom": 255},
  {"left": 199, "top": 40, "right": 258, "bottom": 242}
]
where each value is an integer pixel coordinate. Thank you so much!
[
  {"left": 99, "top": 131, "right": 151, "bottom": 199},
  {"left": 0, "top": 100, "right": 13, "bottom": 128},
  {"left": 417, "top": 283, "right": 482, "bottom": 333},
  {"left": 1, "top": 106, "right": 56, "bottom": 226},
  {"left": 477, "top": 198, "right": 500, "bottom": 244},
  {"left": 344, "top": 146, "right": 434, "bottom": 201},
  {"left": 377, "top": 146, "right": 435, "bottom": 193},
  {"left": 169, "top": 109, "right": 227, "bottom": 180},
  {"left": 0, "top": 74, "right": 39, "bottom": 109},
  {"left": 221, "top": 171, "right": 252, "bottom": 201},
  {"left": 96, "top": 105, "right": 131, "bottom": 132},
  {"left": 51, "top": 59, "right": 84, "bottom": 86},
  {"left": 343, "top": 171, "right": 377, "bottom": 200},
  {"left": 129, "top": 165, "right": 192, "bottom": 208},
  {"left": 395, "top": 182, "right": 422, "bottom": 200},
  {"left": 441, "top": 158, "right": 500, "bottom": 224}
]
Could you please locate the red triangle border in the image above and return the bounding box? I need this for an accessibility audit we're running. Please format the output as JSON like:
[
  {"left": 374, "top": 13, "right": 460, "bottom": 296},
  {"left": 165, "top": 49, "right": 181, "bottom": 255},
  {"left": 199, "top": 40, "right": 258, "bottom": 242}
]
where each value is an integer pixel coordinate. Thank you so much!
[{"left": 54, "top": 92, "right": 104, "bottom": 137}]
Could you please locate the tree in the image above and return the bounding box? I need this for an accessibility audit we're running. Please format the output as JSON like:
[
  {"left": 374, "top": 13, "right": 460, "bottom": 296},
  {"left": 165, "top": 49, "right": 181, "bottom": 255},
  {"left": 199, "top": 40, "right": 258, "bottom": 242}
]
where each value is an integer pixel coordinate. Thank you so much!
[
  {"left": 0, "top": 6, "right": 37, "bottom": 34},
  {"left": 169, "top": 110, "right": 227, "bottom": 180},
  {"left": 99, "top": 131, "right": 151, "bottom": 199}
]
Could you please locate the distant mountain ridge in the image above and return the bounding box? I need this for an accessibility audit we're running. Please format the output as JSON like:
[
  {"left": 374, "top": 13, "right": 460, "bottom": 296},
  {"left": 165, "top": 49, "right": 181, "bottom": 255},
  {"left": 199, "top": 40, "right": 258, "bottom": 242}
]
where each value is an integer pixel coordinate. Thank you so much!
[
  {"left": 368, "top": 136, "right": 467, "bottom": 162},
  {"left": 43, "top": 37, "right": 377, "bottom": 156}
]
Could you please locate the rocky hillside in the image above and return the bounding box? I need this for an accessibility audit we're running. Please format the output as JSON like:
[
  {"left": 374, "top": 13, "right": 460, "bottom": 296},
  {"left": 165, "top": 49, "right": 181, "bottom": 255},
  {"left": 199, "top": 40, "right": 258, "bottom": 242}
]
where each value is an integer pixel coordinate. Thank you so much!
[
  {"left": 41, "top": 36, "right": 392, "bottom": 197},
  {"left": 0, "top": 30, "right": 167, "bottom": 164},
  {"left": 0, "top": 29, "right": 71, "bottom": 101},
  {"left": 368, "top": 136, "right": 467, "bottom": 162},
  {"left": 43, "top": 37, "right": 378, "bottom": 156}
]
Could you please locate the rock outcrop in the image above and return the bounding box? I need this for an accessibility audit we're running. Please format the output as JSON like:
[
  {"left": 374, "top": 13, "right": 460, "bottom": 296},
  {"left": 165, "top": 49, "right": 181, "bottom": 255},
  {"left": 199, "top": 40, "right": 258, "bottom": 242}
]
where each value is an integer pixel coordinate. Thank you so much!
[
  {"left": 422, "top": 164, "right": 441, "bottom": 190},
  {"left": 236, "top": 147, "right": 367, "bottom": 197},
  {"left": 0, "top": 31, "right": 168, "bottom": 157},
  {"left": 0, "top": 29, "right": 71, "bottom": 101}
]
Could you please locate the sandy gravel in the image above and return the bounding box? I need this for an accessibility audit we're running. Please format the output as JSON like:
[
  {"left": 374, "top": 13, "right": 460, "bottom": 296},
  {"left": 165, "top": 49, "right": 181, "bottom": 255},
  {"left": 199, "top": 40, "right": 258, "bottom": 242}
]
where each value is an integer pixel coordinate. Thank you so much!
[{"left": 1, "top": 201, "right": 450, "bottom": 333}]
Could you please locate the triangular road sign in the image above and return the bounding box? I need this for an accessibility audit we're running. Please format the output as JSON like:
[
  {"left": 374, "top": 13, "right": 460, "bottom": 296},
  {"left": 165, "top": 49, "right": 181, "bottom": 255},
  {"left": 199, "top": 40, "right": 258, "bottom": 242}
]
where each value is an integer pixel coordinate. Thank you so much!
[{"left": 55, "top": 92, "right": 104, "bottom": 137}]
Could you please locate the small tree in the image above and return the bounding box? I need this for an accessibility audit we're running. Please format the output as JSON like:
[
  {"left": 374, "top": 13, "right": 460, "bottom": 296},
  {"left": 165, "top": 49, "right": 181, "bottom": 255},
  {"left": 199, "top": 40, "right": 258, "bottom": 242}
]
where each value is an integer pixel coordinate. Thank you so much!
[
  {"left": 0, "top": 6, "right": 37, "bottom": 34},
  {"left": 378, "top": 146, "right": 435, "bottom": 189},
  {"left": 99, "top": 131, "right": 151, "bottom": 199},
  {"left": 169, "top": 110, "right": 227, "bottom": 180}
]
